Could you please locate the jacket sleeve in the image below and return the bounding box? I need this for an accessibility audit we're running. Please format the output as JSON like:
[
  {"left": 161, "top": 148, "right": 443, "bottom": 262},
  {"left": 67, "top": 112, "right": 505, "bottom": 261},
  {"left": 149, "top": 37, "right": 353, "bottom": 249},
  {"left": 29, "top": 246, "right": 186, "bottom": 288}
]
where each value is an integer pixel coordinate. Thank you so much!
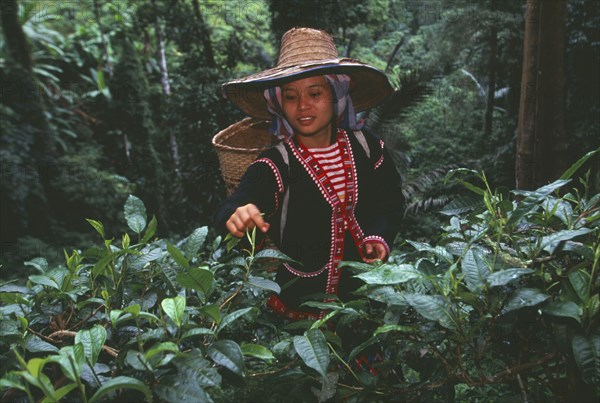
[
  {"left": 359, "top": 130, "right": 405, "bottom": 253},
  {"left": 213, "top": 154, "right": 285, "bottom": 236}
]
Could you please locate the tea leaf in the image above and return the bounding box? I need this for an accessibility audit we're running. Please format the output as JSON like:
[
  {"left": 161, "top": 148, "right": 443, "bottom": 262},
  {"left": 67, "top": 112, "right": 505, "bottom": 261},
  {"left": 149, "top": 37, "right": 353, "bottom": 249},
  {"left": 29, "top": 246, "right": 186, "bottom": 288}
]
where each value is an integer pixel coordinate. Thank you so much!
[
  {"left": 208, "top": 340, "right": 245, "bottom": 377},
  {"left": 293, "top": 329, "right": 330, "bottom": 379},
  {"left": 124, "top": 195, "right": 147, "bottom": 234}
]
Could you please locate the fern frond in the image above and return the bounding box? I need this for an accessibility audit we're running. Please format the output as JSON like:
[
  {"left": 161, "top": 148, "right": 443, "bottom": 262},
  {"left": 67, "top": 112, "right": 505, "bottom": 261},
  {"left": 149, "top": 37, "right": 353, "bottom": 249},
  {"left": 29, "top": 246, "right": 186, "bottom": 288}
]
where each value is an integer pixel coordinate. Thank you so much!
[
  {"left": 405, "top": 195, "right": 452, "bottom": 216},
  {"left": 366, "top": 68, "right": 435, "bottom": 133},
  {"left": 402, "top": 164, "right": 462, "bottom": 200}
]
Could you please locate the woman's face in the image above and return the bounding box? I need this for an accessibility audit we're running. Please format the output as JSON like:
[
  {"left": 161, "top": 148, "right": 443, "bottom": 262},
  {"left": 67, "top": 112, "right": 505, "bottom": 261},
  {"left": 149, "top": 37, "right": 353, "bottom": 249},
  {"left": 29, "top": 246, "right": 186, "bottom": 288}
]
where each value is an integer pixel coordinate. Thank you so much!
[{"left": 281, "top": 76, "right": 335, "bottom": 145}]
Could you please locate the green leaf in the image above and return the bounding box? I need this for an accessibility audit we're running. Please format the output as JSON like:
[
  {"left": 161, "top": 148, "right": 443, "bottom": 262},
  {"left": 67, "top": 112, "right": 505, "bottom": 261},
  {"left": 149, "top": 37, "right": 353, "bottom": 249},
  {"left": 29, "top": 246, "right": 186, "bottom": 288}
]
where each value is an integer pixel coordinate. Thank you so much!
[
  {"left": 542, "top": 197, "right": 573, "bottom": 226},
  {"left": 439, "top": 194, "right": 482, "bottom": 216},
  {"left": 89, "top": 376, "right": 152, "bottom": 403},
  {"left": 26, "top": 357, "right": 47, "bottom": 377},
  {"left": 159, "top": 263, "right": 179, "bottom": 295},
  {"left": 130, "top": 247, "right": 163, "bottom": 271},
  {"left": 92, "top": 250, "right": 117, "bottom": 277},
  {"left": 407, "top": 241, "right": 453, "bottom": 262},
  {"left": 173, "top": 349, "right": 222, "bottom": 388},
  {"left": 200, "top": 304, "right": 221, "bottom": 324},
  {"left": 339, "top": 261, "right": 376, "bottom": 272},
  {"left": 161, "top": 296, "right": 186, "bottom": 328},
  {"left": 0, "top": 376, "right": 27, "bottom": 393},
  {"left": 208, "top": 340, "right": 245, "bottom": 377},
  {"left": 541, "top": 228, "right": 594, "bottom": 254},
  {"left": 373, "top": 324, "right": 416, "bottom": 336},
  {"left": 404, "top": 294, "right": 456, "bottom": 329},
  {"left": 559, "top": 147, "right": 599, "bottom": 180},
  {"left": 301, "top": 301, "right": 343, "bottom": 310},
  {"left": 293, "top": 329, "right": 330, "bottom": 379},
  {"left": 167, "top": 241, "right": 190, "bottom": 270},
  {"left": 75, "top": 325, "right": 107, "bottom": 366},
  {"left": 571, "top": 334, "right": 600, "bottom": 384},
  {"left": 247, "top": 276, "right": 281, "bottom": 294},
  {"left": 355, "top": 264, "right": 421, "bottom": 285},
  {"left": 461, "top": 248, "right": 490, "bottom": 293},
  {"left": 96, "top": 68, "right": 106, "bottom": 90},
  {"left": 366, "top": 286, "right": 407, "bottom": 306},
  {"left": 348, "top": 335, "right": 380, "bottom": 361},
  {"left": 569, "top": 270, "right": 589, "bottom": 302},
  {"left": 181, "top": 328, "right": 214, "bottom": 340},
  {"left": 486, "top": 268, "right": 535, "bottom": 287},
  {"left": 184, "top": 227, "right": 208, "bottom": 260},
  {"left": 217, "top": 307, "right": 253, "bottom": 333},
  {"left": 141, "top": 215, "right": 158, "bottom": 243},
  {"left": 589, "top": 294, "right": 599, "bottom": 319},
  {"left": 541, "top": 301, "right": 582, "bottom": 324},
  {"left": 25, "top": 334, "right": 59, "bottom": 353},
  {"left": 86, "top": 219, "right": 105, "bottom": 239},
  {"left": 508, "top": 179, "right": 571, "bottom": 226},
  {"left": 125, "top": 350, "right": 151, "bottom": 371},
  {"left": 42, "top": 383, "right": 78, "bottom": 403},
  {"left": 156, "top": 351, "right": 221, "bottom": 401},
  {"left": 241, "top": 343, "right": 276, "bottom": 362},
  {"left": 28, "top": 275, "right": 59, "bottom": 289},
  {"left": 56, "top": 344, "right": 85, "bottom": 382},
  {"left": 503, "top": 288, "right": 550, "bottom": 313},
  {"left": 110, "top": 310, "right": 123, "bottom": 329},
  {"left": 145, "top": 342, "right": 180, "bottom": 360},
  {"left": 123, "top": 304, "right": 141, "bottom": 316},
  {"left": 24, "top": 257, "right": 48, "bottom": 273},
  {"left": 254, "top": 248, "right": 297, "bottom": 262},
  {"left": 124, "top": 195, "right": 147, "bottom": 234},
  {"left": 176, "top": 266, "right": 214, "bottom": 296},
  {"left": 155, "top": 378, "right": 212, "bottom": 403}
]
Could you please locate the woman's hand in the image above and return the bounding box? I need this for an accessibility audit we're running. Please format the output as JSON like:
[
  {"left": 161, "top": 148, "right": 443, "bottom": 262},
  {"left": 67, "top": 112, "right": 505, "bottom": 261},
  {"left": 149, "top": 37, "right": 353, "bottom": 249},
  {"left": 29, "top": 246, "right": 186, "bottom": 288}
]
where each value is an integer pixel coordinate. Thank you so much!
[
  {"left": 361, "top": 240, "right": 388, "bottom": 263},
  {"left": 226, "top": 203, "right": 270, "bottom": 238}
]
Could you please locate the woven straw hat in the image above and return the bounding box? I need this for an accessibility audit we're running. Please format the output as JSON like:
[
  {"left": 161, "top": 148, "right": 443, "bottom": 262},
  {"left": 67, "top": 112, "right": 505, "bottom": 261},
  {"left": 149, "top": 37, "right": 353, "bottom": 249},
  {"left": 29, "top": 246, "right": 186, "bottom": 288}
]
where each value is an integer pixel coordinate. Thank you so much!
[{"left": 222, "top": 27, "right": 394, "bottom": 120}]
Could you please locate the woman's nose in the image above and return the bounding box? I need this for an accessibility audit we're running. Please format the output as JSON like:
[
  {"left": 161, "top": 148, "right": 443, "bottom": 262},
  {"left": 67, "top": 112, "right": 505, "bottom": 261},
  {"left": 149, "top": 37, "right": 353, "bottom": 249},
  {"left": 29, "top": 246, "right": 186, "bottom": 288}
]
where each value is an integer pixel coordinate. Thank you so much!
[{"left": 297, "top": 94, "right": 309, "bottom": 110}]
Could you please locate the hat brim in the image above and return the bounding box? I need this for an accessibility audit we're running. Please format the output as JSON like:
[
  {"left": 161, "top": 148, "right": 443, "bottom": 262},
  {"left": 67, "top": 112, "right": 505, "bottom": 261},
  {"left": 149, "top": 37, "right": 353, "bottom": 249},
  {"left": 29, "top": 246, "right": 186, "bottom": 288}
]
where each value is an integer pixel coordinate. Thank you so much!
[{"left": 222, "top": 59, "right": 394, "bottom": 120}]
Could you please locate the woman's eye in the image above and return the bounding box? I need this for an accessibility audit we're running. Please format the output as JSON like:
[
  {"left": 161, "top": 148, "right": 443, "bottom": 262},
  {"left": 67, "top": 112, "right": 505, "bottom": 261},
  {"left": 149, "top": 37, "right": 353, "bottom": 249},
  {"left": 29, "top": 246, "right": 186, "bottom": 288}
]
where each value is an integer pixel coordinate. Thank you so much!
[
  {"left": 310, "top": 92, "right": 321, "bottom": 98},
  {"left": 284, "top": 94, "right": 297, "bottom": 101}
]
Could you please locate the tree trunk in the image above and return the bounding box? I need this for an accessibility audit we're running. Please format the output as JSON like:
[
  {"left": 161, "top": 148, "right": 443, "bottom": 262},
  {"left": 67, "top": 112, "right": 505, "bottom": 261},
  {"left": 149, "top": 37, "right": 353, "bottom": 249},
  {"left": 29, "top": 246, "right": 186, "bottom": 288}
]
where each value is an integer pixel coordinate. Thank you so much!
[
  {"left": 385, "top": 35, "right": 407, "bottom": 74},
  {"left": 516, "top": 0, "right": 567, "bottom": 189},
  {"left": 1, "top": 0, "right": 56, "bottom": 238},
  {"left": 484, "top": 24, "right": 497, "bottom": 143},
  {"left": 192, "top": 0, "right": 216, "bottom": 67},
  {"left": 1, "top": 0, "right": 33, "bottom": 71},
  {"left": 152, "top": 0, "right": 181, "bottom": 178},
  {"left": 93, "top": 0, "right": 112, "bottom": 77}
]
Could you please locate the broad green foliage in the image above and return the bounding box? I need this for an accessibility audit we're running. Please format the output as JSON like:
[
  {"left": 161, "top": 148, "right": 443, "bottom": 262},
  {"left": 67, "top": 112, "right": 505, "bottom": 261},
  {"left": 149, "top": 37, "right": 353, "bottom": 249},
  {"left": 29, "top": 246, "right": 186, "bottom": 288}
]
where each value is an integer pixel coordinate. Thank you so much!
[{"left": 1, "top": 152, "right": 598, "bottom": 401}]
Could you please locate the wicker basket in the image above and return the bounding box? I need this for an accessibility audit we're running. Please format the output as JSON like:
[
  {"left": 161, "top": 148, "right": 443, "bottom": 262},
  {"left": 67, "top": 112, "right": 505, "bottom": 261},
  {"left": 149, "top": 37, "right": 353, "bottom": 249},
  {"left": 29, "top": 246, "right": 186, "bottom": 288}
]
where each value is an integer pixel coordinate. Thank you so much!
[{"left": 212, "top": 117, "right": 275, "bottom": 196}]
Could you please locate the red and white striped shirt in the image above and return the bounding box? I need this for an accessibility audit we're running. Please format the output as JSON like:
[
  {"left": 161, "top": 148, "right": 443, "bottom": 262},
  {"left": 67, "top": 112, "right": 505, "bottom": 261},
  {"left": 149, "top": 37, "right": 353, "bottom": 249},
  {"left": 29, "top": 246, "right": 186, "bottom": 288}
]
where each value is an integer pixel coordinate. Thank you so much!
[{"left": 308, "top": 142, "right": 347, "bottom": 203}]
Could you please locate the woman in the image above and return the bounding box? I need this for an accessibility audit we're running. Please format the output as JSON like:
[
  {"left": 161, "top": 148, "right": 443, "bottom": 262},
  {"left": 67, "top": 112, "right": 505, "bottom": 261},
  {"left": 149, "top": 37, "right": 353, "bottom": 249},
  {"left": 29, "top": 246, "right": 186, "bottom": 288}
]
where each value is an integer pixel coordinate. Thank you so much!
[{"left": 214, "top": 28, "right": 405, "bottom": 319}]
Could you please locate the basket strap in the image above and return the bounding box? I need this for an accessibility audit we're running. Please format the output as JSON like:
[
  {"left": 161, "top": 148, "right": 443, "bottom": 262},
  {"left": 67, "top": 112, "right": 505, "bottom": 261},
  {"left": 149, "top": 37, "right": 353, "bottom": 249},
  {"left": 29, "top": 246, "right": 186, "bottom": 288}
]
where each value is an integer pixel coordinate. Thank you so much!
[
  {"left": 275, "top": 142, "right": 290, "bottom": 243},
  {"left": 353, "top": 130, "right": 370, "bottom": 158}
]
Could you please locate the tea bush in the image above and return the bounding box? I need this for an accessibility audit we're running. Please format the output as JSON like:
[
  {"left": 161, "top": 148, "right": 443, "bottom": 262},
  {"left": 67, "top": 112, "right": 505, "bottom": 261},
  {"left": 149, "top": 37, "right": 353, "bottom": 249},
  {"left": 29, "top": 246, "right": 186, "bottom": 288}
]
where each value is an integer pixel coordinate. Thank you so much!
[{"left": 1, "top": 151, "right": 598, "bottom": 402}]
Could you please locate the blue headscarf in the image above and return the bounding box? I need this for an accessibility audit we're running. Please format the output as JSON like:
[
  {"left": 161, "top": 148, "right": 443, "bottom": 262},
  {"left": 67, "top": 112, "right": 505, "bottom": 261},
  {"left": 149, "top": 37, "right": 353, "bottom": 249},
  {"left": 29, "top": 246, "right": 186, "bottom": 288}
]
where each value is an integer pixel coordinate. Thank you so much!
[{"left": 263, "top": 74, "right": 364, "bottom": 142}]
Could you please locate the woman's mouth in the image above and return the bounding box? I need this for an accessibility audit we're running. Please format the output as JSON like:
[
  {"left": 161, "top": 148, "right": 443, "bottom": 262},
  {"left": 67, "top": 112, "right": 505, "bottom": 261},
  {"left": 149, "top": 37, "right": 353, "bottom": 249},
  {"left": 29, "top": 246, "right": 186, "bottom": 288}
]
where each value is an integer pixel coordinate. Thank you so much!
[{"left": 298, "top": 116, "right": 315, "bottom": 125}]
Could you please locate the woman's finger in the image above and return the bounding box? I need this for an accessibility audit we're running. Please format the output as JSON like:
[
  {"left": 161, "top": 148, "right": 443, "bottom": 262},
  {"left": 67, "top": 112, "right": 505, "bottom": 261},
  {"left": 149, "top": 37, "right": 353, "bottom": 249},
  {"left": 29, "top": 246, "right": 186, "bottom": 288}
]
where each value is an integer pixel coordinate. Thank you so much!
[
  {"left": 362, "top": 242, "right": 388, "bottom": 263},
  {"left": 373, "top": 243, "right": 387, "bottom": 260},
  {"left": 246, "top": 205, "right": 269, "bottom": 232},
  {"left": 226, "top": 218, "right": 245, "bottom": 237},
  {"left": 364, "top": 242, "right": 373, "bottom": 256}
]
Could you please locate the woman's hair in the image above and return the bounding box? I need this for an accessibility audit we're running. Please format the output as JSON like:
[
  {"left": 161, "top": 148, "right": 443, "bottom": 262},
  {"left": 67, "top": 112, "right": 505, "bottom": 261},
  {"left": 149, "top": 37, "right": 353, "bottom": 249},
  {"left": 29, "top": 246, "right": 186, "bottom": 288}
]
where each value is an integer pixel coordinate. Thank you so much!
[{"left": 263, "top": 74, "right": 364, "bottom": 141}]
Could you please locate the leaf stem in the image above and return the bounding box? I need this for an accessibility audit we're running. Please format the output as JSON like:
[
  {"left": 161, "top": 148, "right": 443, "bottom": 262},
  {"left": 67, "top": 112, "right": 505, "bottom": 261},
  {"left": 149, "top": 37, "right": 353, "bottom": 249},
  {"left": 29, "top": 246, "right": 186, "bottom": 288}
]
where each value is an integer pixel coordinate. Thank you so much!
[{"left": 327, "top": 342, "right": 359, "bottom": 382}]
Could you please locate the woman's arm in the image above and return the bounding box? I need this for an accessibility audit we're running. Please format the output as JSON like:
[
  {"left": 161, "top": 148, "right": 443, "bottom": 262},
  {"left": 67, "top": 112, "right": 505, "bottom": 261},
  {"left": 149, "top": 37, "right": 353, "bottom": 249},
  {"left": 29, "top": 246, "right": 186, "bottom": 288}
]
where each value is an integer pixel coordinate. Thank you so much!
[
  {"left": 213, "top": 156, "right": 284, "bottom": 238},
  {"left": 359, "top": 131, "right": 405, "bottom": 258}
]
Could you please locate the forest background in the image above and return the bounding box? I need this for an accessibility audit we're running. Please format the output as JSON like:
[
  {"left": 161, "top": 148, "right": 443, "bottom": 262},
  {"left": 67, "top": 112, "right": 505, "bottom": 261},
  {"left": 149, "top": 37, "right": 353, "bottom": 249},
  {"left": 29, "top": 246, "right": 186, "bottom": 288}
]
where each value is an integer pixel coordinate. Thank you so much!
[{"left": 1, "top": 1, "right": 600, "bottom": 402}]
